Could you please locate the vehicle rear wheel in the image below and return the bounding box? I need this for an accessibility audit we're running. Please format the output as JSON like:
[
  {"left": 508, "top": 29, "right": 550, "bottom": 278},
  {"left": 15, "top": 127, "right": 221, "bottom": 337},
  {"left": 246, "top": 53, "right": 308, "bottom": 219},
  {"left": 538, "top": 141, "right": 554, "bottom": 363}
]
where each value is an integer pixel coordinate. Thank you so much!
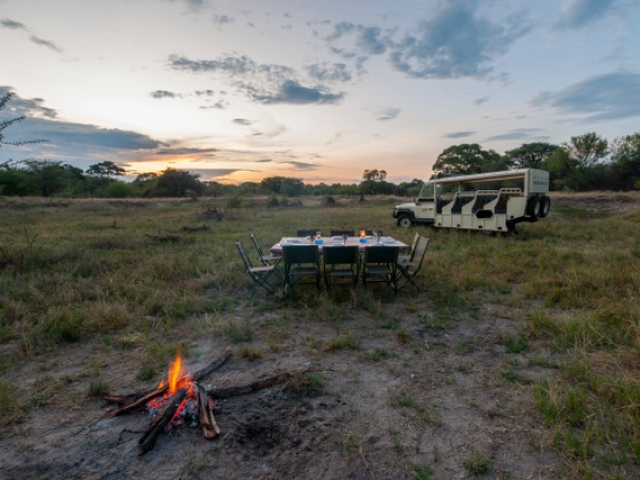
[
  {"left": 526, "top": 196, "right": 540, "bottom": 218},
  {"left": 397, "top": 215, "right": 412, "bottom": 228},
  {"left": 538, "top": 195, "right": 551, "bottom": 218}
]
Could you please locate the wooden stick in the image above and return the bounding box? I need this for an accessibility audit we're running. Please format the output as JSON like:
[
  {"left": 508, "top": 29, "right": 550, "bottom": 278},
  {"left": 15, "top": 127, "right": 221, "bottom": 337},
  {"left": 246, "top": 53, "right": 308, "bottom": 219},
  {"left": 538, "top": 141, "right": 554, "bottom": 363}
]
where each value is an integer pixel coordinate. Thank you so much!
[
  {"left": 106, "top": 385, "right": 168, "bottom": 418},
  {"left": 193, "top": 347, "right": 233, "bottom": 382},
  {"left": 138, "top": 387, "right": 187, "bottom": 455},
  {"left": 197, "top": 383, "right": 220, "bottom": 440},
  {"left": 207, "top": 367, "right": 309, "bottom": 399}
]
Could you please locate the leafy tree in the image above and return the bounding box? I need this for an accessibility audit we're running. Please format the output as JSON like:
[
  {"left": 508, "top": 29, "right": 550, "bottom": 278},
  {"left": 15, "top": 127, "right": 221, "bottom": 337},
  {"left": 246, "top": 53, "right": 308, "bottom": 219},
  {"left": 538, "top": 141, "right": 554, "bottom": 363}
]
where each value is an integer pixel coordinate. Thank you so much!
[
  {"left": 0, "top": 161, "right": 28, "bottom": 195},
  {"left": 260, "top": 176, "right": 304, "bottom": 196},
  {"left": 21, "top": 160, "right": 77, "bottom": 197},
  {"left": 362, "top": 169, "right": 387, "bottom": 182},
  {"left": 395, "top": 178, "right": 423, "bottom": 197},
  {"left": 433, "top": 144, "right": 504, "bottom": 175},
  {"left": 545, "top": 148, "right": 580, "bottom": 191},
  {"left": 566, "top": 132, "right": 608, "bottom": 167},
  {"left": 610, "top": 133, "right": 640, "bottom": 190},
  {"left": 359, "top": 169, "right": 393, "bottom": 195},
  {"left": 86, "top": 161, "right": 125, "bottom": 178},
  {"left": 134, "top": 172, "right": 159, "bottom": 183},
  {"left": 504, "top": 142, "right": 558, "bottom": 169},
  {"left": 153, "top": 168, "right": 204, "bottom": 197}
]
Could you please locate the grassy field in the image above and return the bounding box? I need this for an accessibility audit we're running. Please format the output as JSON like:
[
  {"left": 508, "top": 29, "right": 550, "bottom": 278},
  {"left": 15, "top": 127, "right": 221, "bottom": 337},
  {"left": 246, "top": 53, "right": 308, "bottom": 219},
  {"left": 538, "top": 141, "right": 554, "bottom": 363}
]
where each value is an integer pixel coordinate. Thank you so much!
[{"left": 1, "top": 193, "right": 639, "bottom": 478}]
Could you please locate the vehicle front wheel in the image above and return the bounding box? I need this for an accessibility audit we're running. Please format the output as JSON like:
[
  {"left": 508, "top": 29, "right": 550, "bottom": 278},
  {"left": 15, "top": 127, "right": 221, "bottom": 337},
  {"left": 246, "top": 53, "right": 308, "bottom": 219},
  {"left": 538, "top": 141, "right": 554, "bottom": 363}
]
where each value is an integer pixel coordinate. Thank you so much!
[{"left": 397, "top": 215, "right": 412, "bottom": 228}]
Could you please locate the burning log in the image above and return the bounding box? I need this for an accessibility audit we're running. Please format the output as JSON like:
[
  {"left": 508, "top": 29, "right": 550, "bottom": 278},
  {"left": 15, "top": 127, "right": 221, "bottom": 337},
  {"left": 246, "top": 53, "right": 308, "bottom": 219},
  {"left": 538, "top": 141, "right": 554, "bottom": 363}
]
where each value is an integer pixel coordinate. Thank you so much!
[
  {"left": 197, "top": 383, "right": 220, "bottom": 440},
  {"left": 207, "top": 367, "right": 309, "bottom": 399},
  {"left": 104, "top": 348, "right": 232, "bottom": 416},
  {"left": 138, "top": 387, "right": 188, "bottom": 456},
  {"left": 106, "top": 386, "right": 168, "bottom": 417}
]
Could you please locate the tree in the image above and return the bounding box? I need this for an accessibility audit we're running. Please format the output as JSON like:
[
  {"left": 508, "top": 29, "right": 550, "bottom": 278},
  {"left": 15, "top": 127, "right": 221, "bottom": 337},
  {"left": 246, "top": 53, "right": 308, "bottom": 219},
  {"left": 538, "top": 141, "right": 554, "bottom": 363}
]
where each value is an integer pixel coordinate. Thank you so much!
[
  {"left": 362, "top": 169, "right": 387, "bottom": 182},
  {"left": 610, "top": 133, "right": 640, "bottom": 190},
  {"left": 0, "top": 161, "right": 28, "bottom": 195},
  {"left": 545, "top": 148, "right": 580, "bottom": 191},
  {"left": 86, "top": 161, "right": 126, "bottom": 178},
  {"left": 260, "top": 176, "right": 304, "bottom": 196},
  {"left": 153, "top": 168, "right": 204, "bottom": 197},
  {"left": 359, "top": 169, "right": 392, "bottom": 195},
  {"left": 433, "top": 144, "right": 503, "bottom": 175},
  {"left": 504, "top": 142, "right": 558, "bottom": 169},
  {"left": 21, "top": 160, "right": 76, "bottom": 197},
  {"left": 566, "top": 132, "right": 608, "bottom": 167}
]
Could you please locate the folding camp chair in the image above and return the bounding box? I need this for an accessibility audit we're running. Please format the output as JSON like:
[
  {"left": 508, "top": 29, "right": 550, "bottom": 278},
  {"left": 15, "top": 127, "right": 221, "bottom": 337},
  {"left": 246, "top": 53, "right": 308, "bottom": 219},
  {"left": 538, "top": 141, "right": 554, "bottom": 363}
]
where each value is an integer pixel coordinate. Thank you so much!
[
  {"left": 323, "top": 245, "right": 359, "bottom": 291},
  {"left": 396, "top": 236, "right": 430, "bottom": 291},
  {"left": 362, "top": 246, "right": 398, "bottom": 300},
  {"left": 250, "top": 234, "right": 282, "bottom": 267},
  {"left": 282, "top": 244, "right": 320, "bottom": 299},
  {"left": 398, "top": 232, "right": 420, "bottom": 263},
  {"left": 236, "top": 241, "right": 278, "bottom": 298}
]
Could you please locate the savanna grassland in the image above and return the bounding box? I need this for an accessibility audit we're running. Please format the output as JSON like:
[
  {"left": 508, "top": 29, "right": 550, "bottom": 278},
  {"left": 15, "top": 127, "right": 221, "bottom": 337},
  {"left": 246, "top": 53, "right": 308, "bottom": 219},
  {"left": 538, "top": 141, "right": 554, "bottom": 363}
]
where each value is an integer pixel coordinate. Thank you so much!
[{"left": 0, "top": 192, "right": 639, "bottom": 479}]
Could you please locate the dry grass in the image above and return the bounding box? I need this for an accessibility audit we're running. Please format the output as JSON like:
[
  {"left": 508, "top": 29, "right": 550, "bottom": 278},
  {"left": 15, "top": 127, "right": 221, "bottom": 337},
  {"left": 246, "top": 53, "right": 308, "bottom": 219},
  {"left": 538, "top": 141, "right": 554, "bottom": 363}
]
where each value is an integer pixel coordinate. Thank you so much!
[{"left": 1, "top": 193, "right": 640, "bottom": 477}]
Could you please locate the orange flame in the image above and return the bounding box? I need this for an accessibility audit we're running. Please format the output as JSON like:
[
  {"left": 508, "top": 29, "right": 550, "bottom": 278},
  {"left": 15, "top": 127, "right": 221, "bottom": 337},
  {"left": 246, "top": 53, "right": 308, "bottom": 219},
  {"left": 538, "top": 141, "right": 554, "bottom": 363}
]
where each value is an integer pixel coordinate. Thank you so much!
[
  {"left": 168, "top": 353, "right": 183, "bottom": 394},
  {"left": 360, "top": 230, "right": 366, "bottom": 238}
]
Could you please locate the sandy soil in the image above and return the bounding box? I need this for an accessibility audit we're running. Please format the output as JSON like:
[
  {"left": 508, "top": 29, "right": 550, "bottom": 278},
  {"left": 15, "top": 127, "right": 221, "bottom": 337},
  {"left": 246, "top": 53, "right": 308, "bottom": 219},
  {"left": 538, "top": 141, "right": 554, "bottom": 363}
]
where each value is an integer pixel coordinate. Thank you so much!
[{"left": 1, "top": 192, "right": 639, "bottom": 480}]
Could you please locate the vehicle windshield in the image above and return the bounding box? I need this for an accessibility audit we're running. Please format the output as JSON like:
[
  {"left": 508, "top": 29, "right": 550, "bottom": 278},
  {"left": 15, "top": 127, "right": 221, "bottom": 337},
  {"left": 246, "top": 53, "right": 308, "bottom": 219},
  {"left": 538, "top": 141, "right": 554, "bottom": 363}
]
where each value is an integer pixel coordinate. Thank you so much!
[{"left": 418, "top": 181, "right": 436, "bottom": 200}]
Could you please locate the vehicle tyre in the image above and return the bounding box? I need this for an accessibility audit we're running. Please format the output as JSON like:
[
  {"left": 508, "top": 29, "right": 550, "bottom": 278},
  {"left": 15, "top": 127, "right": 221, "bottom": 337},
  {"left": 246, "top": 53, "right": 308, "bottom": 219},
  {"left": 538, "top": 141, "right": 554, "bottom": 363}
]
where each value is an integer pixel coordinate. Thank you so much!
[
  {"left": 538, "top": 195, "right": 551, "bottom": 218},
  {"left": 397, "top": 215, "right": 412, "bottom": 228},
  {"left": 526, "top": 196, "right": 540, "bottom": 218}
]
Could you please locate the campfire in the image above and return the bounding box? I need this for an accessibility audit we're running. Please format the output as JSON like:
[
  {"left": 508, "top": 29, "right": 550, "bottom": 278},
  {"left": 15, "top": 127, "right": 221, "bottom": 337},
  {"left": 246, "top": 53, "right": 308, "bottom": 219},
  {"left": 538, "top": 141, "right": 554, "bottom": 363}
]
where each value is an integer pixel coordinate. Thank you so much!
[{"left": 103, "top": 348, "right": 308, "bottom": 455}]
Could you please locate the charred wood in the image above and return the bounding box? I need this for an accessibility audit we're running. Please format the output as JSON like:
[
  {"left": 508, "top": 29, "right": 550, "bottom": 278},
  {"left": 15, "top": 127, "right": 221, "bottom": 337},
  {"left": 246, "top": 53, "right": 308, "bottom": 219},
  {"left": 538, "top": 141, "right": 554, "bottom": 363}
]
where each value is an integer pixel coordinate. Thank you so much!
[
  {"left": 207, "top": 367, "right": 309, "bottom": 399},
  {"left": 197, "top": 384, "right": 220, "bottom": 440},
  {"left": 138, "top": 387, "right": 188, "bottom": 456}
]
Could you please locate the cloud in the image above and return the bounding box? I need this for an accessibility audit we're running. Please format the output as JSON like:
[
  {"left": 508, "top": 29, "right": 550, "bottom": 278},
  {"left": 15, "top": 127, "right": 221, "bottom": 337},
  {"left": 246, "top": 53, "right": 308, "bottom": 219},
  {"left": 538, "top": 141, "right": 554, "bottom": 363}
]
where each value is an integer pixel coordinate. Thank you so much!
[
  {"left": 322, "top": 2, "right": 530, "bottom": 81},
  {"left": 156, "top": 147, "right": 217, "bottom": 155},
  {"left": 169, "top": 54, "right": 345, "bottom": 105},
  {"left": 375, "top": 107, "right": 401, "bottom": 121},
  {"left": 552, "top": 0, "right": 615, "bottom": 31},
  {"left": 443, "top": 131, "right": 475, "bottom": 139},
  {"left": 233, "top": 118, "right": 252, "bottom": 126},
  {"left": 0, "top": 86, "right": 58, "bottom": 118},
  {"left": 306, "top": 63, "right": 352, "bottom": 82},
  {"left": 0, "top": 18, "right": 27, "bottom": 30},
  {"left": 473, "top": 96, "right": 490, "bottom": 106},
  {"left": 278, "top": 160, "right": 319, "bottom": 171},
  {"left": 1, "top": 18, "right": 62, "bottom": 53},
  {"left": 213, "top": 14, "right": 233, "bottom": 25},
  {"left": 531, "top": 71, "right": 640, "bottom": 121},
  {"left": 250, "top": 80, "right": 343, "bottom": 105},
  {"left": 29, "top": 35, "right": 63, "bottom": 53},
  {"left": 387, "top": 1, "right": 530, "bottom": 79},
  {"left": 484, "top": 129, "right": 546, "bottom": 142},
  {"left": 150, "top": 90, "right": 180, "bottom": 99},
  {"left": 22, "top": 119, "right": 164, "bottom": 149}
]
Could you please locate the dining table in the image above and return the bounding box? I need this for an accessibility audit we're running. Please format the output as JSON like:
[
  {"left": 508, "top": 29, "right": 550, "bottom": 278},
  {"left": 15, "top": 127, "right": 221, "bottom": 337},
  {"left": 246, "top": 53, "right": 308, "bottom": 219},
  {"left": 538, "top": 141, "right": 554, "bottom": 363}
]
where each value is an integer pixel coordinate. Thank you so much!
[{"left": 269, "top": 235, "right": 408, "bottom": 257}]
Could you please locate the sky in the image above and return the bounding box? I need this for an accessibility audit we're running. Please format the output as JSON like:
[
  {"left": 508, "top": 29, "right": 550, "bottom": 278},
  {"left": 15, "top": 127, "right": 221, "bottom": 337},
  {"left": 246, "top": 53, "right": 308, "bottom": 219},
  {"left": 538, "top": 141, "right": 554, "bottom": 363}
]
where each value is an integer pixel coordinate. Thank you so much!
[{"left": 1, "top": 0, "right": 639, "bottom": 185}]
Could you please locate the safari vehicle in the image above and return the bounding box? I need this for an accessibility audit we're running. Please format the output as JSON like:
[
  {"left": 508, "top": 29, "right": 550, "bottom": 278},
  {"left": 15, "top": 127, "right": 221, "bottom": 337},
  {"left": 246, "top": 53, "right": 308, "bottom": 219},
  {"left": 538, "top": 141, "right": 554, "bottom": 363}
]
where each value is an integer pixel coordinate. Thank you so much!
[{"left": 393, "top": 168, "right": 550, "bottom": 233}]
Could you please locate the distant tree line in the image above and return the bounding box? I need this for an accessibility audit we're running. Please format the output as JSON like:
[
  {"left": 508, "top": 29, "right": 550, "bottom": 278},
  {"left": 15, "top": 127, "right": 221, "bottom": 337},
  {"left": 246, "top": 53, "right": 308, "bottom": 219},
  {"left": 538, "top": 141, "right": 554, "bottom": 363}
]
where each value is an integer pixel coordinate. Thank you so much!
[{"left": 2, "top": 91, "right": 639, "bottom": 198}]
